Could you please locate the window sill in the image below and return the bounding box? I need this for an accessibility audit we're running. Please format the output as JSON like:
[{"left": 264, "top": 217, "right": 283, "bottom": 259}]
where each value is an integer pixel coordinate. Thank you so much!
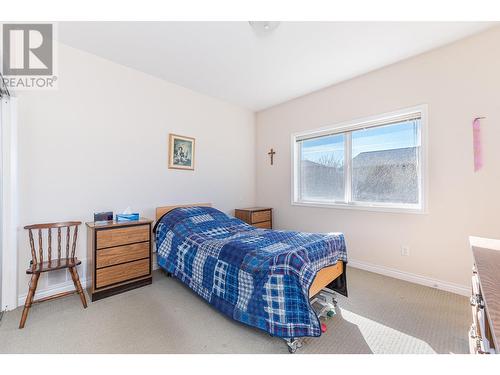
[{"left": 291, "top": 200, "right": 427, "bottom": 214}]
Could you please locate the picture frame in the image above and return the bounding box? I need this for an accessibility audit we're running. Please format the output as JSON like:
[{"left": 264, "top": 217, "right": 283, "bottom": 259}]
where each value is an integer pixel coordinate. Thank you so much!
[{"left": 168, "top": 133, "right": 195, "bottom": 170}]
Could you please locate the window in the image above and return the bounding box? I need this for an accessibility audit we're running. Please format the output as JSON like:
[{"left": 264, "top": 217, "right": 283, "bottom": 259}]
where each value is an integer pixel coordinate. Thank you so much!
[
  {"left": 299, "top": 133, "right": 345, "bottom": 202},
  {"left": 293, "top": 106, "right": 426, "bottom": 212}
]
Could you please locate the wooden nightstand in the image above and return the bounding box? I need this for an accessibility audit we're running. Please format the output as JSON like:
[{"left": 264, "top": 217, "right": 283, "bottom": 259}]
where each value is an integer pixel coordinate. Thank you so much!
[
  {"left": 86, "top": 218, "right": 153, "bottom": 301},
  {"left": 235, "top": 207, "right": 273, "bottom": 229}
]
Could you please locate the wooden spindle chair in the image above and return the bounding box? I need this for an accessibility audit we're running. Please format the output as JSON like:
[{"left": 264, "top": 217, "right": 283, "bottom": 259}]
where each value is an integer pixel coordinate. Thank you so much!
[{"left": 19, "top": 221, "right": 87, "bottom": 329}]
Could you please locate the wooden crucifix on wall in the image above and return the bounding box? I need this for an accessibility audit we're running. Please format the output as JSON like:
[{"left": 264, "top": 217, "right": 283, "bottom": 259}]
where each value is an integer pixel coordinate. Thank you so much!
[{"left": 268, "top": 148, "right": 276, "bottom": 165}]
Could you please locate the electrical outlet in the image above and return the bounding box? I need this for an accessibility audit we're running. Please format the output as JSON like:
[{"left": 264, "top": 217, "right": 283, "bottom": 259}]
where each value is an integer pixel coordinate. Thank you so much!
[{"left": 401, "top": 246, "right": 410, "bottom": 256}]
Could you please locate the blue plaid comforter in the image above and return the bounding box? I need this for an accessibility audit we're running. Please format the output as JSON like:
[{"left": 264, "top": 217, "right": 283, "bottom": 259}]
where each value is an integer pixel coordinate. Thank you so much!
[{"left": 155, "top": 207, "right": 347, "bottom": 338}]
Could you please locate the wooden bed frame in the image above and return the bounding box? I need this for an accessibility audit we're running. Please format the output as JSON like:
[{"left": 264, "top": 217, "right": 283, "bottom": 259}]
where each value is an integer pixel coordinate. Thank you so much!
[
  {"left": 155, "top": 203, "right": 212, "bottom": 221},
  {"left": 155, "top": 203, "right": 343, "bottom": 298}
]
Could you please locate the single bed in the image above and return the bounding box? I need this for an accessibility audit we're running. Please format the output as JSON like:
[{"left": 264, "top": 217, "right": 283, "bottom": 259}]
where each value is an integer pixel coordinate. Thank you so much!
[{"left": 153, "top": 204, "right": 348, "bottom": 348}]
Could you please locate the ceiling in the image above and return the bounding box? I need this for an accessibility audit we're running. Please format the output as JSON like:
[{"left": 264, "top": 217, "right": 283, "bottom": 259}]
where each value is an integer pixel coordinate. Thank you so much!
[{"left": 58, "top": 22, "right": 496, "bottom": 111}]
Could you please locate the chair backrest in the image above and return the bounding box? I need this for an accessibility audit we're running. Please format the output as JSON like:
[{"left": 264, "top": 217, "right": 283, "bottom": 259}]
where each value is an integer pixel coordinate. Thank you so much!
[{"left": 24, "top": 221, "right": 82, "bottom": 265}]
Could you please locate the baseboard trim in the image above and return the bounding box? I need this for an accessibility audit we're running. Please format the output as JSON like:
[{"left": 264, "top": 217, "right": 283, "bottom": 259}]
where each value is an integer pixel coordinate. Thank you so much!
[
  {"left": 15, "top": 259, "right": 468, "bottom": 306},
  {"left": 16, "top": 256, "right": 158, "bottom": 308},
  {"left": 17, "top": 278, "right": 88, "bottom": 307},
  {"left": 152, "top": 252, "right": 159, "bottom": 271},
  {"left": 348, "top": 259, "right": 469, "bottom": 297}
]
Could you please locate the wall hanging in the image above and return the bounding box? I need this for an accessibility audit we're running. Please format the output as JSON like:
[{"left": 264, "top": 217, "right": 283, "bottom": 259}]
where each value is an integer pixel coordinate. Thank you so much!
[
  {"left": 473, "top": 117, "right": 484, "bottom": 172},
  {"left": 169, "top": 133, "right": 195, "bottom": 170}
]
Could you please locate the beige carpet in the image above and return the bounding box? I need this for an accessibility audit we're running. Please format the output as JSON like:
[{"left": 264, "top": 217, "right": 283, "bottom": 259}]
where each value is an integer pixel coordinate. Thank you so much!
[{"left": 0, "top": 267, "right": 470, "bottom": 354}]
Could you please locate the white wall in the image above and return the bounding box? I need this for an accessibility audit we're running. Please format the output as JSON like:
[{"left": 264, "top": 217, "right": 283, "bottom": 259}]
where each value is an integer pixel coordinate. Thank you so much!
[
  {"left": 15, "top": 43, "right": 255, "bottom": 301},
  {"left": 256, "top": 27, "right": 500, "bottom": 292}
]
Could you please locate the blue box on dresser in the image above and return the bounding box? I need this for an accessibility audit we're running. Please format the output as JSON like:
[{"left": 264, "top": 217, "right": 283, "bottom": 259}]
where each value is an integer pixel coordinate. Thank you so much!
[{"left": 116, "top": 213, "right": 140, "bottom": 221}]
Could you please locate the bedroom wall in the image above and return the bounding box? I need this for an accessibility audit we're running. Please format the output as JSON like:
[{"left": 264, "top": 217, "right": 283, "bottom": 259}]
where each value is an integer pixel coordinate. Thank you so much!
[
  {"left": 255, "top": 26, "right": 500, "bottom": 293},
  {"left": 14, "top": 43, "right": 256, "bottom": 302}
]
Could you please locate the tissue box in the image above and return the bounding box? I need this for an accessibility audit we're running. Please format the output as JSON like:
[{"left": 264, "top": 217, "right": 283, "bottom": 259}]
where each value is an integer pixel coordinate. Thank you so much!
[{"left": 116, "top": 213, "right": 140, "bottom": 222}]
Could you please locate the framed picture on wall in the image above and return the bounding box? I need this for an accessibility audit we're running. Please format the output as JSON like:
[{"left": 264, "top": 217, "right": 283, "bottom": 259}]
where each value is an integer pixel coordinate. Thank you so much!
[{"left": 168, "top": 134, "right": 195, "bottom": 170}]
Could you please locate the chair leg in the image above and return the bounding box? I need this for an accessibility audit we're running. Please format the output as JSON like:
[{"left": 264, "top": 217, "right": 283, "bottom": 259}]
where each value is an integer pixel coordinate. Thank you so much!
[
  {"left": 70, "top": 266, "right": 87, "bottom": 308},
  {"left": 19, "top": 273, "right": 40, "bottom": 329}
]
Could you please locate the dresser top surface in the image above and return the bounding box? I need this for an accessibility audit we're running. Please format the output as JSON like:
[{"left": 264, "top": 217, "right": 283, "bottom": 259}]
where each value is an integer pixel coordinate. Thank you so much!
[
  {"left": 86, "top": 218, "right": 153, "bottom": 229},
  {"left": 235, "top": 207, "right": 272, "bottom": 212},
  {"left": 472, "top": 245, "right": 500, "bottom": 349}
]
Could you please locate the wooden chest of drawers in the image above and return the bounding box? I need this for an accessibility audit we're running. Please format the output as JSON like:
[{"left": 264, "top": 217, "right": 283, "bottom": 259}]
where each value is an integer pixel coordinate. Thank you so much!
[
  {"left": 86, "top": 218, "right": 153, "bottom": 301},
  {"left": 235, "top": 207, "right": 273, "bottom": 229},
  {"left": 469, "top": 236, "right": 500, "bottom": 354}
]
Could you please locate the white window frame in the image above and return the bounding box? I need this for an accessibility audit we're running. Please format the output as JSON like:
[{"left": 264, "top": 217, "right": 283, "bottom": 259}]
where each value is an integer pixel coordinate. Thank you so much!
[{"left": 291, "top": 105, "right": 428, "bottom": 214}]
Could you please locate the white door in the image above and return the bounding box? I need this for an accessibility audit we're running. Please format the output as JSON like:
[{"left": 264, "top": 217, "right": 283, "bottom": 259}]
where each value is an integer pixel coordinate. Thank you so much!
[
  {"left": 0, "top": 96, "right": 3, "bottom": 313},
  {"left": 1, "top": 95, "right": 18, "bottom": 312}
]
